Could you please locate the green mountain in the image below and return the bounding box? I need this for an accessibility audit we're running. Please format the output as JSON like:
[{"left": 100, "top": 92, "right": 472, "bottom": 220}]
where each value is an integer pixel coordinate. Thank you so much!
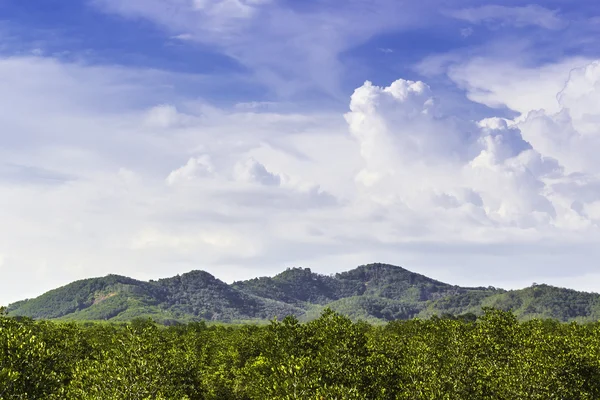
[{"left": 7, "top": 263, "right": 600, "bottom": 323}]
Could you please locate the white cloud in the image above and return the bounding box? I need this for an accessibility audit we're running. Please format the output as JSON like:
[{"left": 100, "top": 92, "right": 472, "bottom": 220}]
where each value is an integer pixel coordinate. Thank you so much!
[
  {"left": 518, "top": 61, "right": 600, "bottom": 174},
  {"left": 166, "top": 155, "right": 215, "bottom": 185},
  {"left": 448, "top": 5, "right": 566, "bottom": 30},
  {"left": 427, "top": 56, "right": 600, "bottom": 235},
  {"left": 233, "top": 157, "right": 281, "bottom": 186},
  {"left": 443, "top": 57, "right": 600, "bottom": 176},
  {"left": 344, "top": 79, "right": 562, "bottom": 230},
  {"left": 91, "top": 0, "right": 429, "bottom": 97},
  {"left": 446, "top": 57, "right": 591, "bottom": 114},
  {"left": 0, "top": 56, "right": 342, "bottom": 304},
  {"left": 144, "top": 104, "right": 200, "bottom": 128},
  {"left": 165, "top": 153, "right": 337, "bottom": 210},
  {"left": 4, "top": 54, "right": 600, "bottom": 306},
  {"left": 557, "top": 61, "right": 600, "bottom": 134}
]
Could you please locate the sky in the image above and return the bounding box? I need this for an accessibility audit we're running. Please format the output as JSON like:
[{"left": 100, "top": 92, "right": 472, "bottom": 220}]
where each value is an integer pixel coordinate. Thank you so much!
[{"left": 2, "top": 0, "right": 600, "bottom": 305}]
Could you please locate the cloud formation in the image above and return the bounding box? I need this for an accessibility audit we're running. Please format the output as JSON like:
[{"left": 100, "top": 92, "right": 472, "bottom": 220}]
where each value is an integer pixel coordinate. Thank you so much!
[
  {"left": 4, "top": 53, "right": 600, "bottom": 306},
  {"left": 445, "top": 57, "right": 591, "bottom": 114},
  {"left": 91, "top": 0, "right": 428, "bottom": 97},
  {"left": 345, "top": 78, "right": 561, "bottom": 232}
]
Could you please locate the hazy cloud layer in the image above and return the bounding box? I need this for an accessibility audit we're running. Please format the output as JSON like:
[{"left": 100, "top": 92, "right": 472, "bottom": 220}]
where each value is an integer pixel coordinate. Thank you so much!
[{"left": 448, "top": 5, "right": 566, "bottom": 30}]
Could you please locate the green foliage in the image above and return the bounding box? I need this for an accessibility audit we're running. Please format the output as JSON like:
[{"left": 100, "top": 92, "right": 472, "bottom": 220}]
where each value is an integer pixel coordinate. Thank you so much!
[
  {"left": 66, "top": 320, "right": 191, "bottom": 399},
  {"left": 3, "top": 309, "right": 600, "bottom": 399},
  {"left": 8, "top": 263, "right": 600, "bottom": 324},
  {"left": 233, "top": 267, "right": 344, "bottom": 305},
  {"left": 0, "top": 315, "right": 78, "bottom": 399},
  {"left": 6, "top": 275, "right": 161, "bottom": 320}
]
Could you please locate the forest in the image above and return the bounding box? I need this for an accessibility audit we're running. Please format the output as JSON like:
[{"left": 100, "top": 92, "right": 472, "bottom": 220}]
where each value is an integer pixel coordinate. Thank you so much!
[
  {"left": 2, "top": 306, "right": 600, "bottom": 399},
  {"left": 9, "top": 264, "right": 600, "bottom": 324}
]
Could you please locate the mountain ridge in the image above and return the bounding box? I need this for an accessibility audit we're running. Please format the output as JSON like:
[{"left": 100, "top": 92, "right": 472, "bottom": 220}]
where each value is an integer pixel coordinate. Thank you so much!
[{"left": 8, "top": 263, "right": 600, "bottom": 323}]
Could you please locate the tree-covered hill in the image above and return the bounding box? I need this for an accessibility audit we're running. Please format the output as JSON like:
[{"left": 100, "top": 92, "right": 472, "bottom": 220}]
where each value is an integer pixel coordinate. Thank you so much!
[
  {"left": 7, "top": 263, "right": 600, "bottom": 323},
  {"left": 422, "top": 283, "right": 600, "bottom": 322},
  {"left": 6, "top": 274, "right": 162, "bottom": 320}
]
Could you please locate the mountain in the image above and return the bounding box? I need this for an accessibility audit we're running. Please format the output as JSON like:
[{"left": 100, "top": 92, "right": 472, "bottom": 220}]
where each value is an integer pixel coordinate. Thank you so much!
[
  {"left": 7, "top": 263, "right": 600, "bottom": 323},
  {"left": 7, "top": 270, "right": 302, "bottom": 324},
  {"left": 421, "top": 283, "right": 600, "bottom": 321}
]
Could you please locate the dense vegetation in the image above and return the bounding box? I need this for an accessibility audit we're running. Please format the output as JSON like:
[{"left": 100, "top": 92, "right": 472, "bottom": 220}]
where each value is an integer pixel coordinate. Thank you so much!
[
  {"left": 2, "top": 307, "right": 600, "bottom": 399},
  {"left": 8, "top": 264, "right": 600, "bottom": 323}
]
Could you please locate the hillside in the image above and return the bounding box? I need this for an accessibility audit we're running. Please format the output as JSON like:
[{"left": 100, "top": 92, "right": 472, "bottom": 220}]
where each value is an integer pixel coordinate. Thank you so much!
[{"left": 7, "top": 263, "right": 600, "bottom": 323}]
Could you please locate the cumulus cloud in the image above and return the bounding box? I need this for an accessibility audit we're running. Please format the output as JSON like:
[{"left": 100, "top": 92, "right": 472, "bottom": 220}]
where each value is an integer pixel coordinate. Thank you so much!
[
  {"left": 166, "top": 153, "right": 337, "bottom": 209},
  {"left": 166, "top": 155, "right": 215, "bottom": 185},
  {"left": 418, "top": 58, "right": 600, "bottom": 239},
  {"left": 233, "top": 157, "right": 281, "bottom": 186},
  {"left": 518, "top": 62, "right": 600, "bottom": 175},
  {"left": 447, "top": 59, "right": 600, "bottom": 177},
  {"left": 344, "top": 78, "right": 564, "bottom": 230},
  {"left": 345, "top": 79, "right": 460, "bottom": 171}
]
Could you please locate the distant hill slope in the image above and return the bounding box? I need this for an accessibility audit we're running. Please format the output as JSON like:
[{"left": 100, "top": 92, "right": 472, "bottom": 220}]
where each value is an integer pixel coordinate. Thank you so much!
[{"left": 7, "top": 263, "right": 600, "bottom": 323}]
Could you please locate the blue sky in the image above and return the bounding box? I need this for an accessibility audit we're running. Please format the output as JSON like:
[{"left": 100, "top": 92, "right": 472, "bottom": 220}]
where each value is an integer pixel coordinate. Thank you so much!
[
  {"left": 5, "top": 0, "right": 598, "bottom": 106},
  {"left": 2, "top": 0, "right": 600, "bottom": 304}
]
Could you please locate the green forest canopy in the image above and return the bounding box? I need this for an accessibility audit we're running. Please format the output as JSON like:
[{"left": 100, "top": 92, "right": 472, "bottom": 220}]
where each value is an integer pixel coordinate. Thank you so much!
[{"left": 2, "top": 307, "right": 600, "bottom": 399}]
